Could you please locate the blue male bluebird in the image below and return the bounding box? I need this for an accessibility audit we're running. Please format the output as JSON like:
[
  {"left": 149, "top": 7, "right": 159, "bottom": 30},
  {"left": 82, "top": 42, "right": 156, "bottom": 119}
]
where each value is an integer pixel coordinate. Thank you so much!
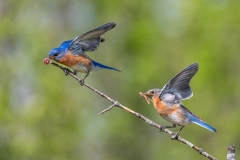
[
  {"left": 46, "top": 22, "right": 120, "bottom": 85},
  {"left": 141, "top": 63, "right": 216, "bottom": 138}
]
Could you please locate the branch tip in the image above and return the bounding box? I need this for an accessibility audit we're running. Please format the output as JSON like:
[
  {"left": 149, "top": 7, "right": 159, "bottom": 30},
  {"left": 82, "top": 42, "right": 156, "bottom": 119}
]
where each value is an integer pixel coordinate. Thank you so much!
[
  {"left": 227, "top": 144, "right": 236, "bottom": 160},
  {"left": 98, "top": 101, "right": 119, "bottom": 115}
]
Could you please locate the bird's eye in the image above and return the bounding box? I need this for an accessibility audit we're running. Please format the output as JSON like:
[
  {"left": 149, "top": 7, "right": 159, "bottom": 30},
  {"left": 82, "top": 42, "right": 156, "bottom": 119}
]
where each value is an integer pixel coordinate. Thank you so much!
[
  {"left": 53, "top": 53, "right": 58, "bottom": 57},
  {"left": 150, "top": 91, "right": 154, "bottom": 94}
]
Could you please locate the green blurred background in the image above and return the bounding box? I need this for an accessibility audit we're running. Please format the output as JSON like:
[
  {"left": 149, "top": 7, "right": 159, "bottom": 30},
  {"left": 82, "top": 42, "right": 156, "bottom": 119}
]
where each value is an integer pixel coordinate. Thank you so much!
[{"left": 0, "top": 0, "right": 240, "bottom": 159}]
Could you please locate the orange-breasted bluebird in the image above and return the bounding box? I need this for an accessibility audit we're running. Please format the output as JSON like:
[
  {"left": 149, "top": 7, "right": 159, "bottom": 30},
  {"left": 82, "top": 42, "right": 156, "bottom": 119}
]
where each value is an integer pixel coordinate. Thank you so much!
[
  {"left": 141, "top": 63, "right": 216, "bottom": 137},
  {"left": 46, "top": 22, "right": 120, "bottom": 85}
]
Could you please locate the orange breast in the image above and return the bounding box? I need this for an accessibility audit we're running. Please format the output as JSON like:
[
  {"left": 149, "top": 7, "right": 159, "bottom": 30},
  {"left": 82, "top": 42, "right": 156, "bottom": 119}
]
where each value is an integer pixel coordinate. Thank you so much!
[
  {"left": 58, "top": 53, "right": 92, "bottom": 71},
  {"left": 152, "top": 96, "right": 188, "bottom": 125},
  {"left": 152, "top": 96, "right": 179, "bottom": 116}
]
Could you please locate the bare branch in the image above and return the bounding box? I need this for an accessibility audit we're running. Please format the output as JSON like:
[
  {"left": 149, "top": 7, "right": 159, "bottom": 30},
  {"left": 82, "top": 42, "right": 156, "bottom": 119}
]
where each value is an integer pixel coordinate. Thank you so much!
[
  {"left": 227, "top": 145, "right": 236, "bottom": 160},
  {"left": 50, "top": 61, "right": 217, "bottom": 160}
]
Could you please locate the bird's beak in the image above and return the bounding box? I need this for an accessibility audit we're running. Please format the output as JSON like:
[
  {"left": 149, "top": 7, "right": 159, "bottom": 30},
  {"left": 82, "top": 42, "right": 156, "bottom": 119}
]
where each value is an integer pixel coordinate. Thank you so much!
[
  {"left": 47, "top": 56, "right": 54, "bottom": 59},
  {"left": 143, "top": 92, "right": 154, "bottom": 98},
  {"left": 139, "top": 91, "right": 152, "bottom": 104}
]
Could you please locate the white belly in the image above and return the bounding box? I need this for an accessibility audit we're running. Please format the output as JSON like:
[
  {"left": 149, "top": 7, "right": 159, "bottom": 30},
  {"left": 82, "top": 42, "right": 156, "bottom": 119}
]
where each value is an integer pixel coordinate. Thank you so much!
[
  {"left": 71, "top": 64, "right": 88, "bottom": 73},
  {"left": 161, "top": 111, "right": 193, "bottom": 126}
]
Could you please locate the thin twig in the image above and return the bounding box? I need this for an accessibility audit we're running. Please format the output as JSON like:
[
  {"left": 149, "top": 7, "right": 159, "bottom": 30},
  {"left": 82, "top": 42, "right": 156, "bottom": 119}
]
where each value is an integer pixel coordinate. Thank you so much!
[
  {"left": 98, "top": 102, "right": 118, "bottom": 115},
  {"left": 50, "top": 61, "right": 217, "bottom": 160}
]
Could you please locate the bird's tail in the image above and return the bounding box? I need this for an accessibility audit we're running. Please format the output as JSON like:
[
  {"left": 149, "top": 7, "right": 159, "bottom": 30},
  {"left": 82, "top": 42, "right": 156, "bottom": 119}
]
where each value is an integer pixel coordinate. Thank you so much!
[
  {"left": 92, "top": 60, "right": 120, "bottom": 72},
  {"left": 192, "top": 118, "right": 216, "bottom": 132}
]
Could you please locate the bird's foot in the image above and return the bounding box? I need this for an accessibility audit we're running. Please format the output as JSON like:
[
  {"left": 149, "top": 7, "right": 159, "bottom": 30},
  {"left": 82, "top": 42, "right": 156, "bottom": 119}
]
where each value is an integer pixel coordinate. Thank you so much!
[
  {"left": 79, "top": 79, "right": 85, "bottom": 86},
  {"left": 63, "top": 68, "right": 72, "bottom": 76},
  {"left": 73, "top": 70, "right": 77, "bottom": 75},
  {"left": 171, "top": 132, "right": 179, "bottom": 140},
  {"left": 159, "top": 126, "right": 166, "bottom": 132}
]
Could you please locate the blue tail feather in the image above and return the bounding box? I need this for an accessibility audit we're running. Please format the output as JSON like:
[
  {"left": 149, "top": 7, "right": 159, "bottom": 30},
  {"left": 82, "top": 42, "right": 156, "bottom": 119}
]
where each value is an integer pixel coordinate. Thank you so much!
[
  {"left": 192, "top": 118, "right": 216, "bottom": 132},
  {"left": 92, "top": 60, "right": 120, "bottom": 72}
]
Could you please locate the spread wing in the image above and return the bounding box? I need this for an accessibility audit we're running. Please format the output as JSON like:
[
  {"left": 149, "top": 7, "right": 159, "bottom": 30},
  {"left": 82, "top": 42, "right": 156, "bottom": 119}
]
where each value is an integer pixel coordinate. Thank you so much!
[
  {"left": 67, "top": 22, "right": 116, "bottom": 55},
  {"left": 160, "top": 63, "right": 199, "bottom": 100}
]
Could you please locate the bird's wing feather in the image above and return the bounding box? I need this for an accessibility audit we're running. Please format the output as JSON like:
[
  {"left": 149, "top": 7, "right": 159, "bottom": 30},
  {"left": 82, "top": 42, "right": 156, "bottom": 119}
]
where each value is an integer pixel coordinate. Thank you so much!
[
  {"left": 67, "top": 22, "right": 116, "bottom": 55},
  {"left": 160, "top": 63, "right": 199, "bottom": 100}
]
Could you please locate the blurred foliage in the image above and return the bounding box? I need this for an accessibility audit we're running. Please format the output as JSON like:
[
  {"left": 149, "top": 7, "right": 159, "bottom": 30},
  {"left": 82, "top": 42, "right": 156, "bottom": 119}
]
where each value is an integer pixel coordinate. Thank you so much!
[{"left": 0, "top": 0, "right": 240, "bottom": 159}]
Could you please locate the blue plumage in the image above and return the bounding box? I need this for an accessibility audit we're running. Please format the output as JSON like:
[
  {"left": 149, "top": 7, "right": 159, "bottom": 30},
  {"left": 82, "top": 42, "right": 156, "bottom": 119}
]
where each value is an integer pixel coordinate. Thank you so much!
[
  {"left": 92, "top": 60, "right": 120, "bottom": 72},
  {"left": 191, "top": 117, "right": 216, "bottom": 132},
  {"left": 59, "top": 40, "right": 73, "bottom": 48}
]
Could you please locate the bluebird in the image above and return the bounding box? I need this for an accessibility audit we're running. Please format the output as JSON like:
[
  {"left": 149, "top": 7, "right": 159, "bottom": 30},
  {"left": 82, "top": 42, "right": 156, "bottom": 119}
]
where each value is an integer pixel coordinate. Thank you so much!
[
  {"left": 142, "top": 63, "right": 216, "bottom": 138},
  {"left": 47, "top": 22, "right": 120, "bottom": 85}
]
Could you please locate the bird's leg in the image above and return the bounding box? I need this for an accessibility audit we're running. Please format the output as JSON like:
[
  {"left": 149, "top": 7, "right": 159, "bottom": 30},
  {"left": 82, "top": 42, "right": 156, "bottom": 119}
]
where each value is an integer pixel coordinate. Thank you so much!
[
  {"left": 160, "top": 124, "right": 176, "bottom": 132},
  {"left": 63, "top": 68, "right": 74, "bottom": 76},
  {"left": 171, "top": 126, "right": 184, "bottom": 140},
  {"left": 73, "top": 70, "right": 77, "bottom": 75},
  {"left": 79, "top": 73, "right": 89, "bottom": 86}
]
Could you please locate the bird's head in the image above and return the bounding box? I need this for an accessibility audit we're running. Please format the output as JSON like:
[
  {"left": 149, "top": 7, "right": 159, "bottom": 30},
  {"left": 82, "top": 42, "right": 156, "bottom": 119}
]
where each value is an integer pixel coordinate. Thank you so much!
[
  {"left": 144, "top": 88, "right": 162, "bottom": 99},
  {"left": 47, "top": 48, "right": 65, "bottom": 61},
  {"left": 140, "top": 88, "right": 162, "bottom": 104}
]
